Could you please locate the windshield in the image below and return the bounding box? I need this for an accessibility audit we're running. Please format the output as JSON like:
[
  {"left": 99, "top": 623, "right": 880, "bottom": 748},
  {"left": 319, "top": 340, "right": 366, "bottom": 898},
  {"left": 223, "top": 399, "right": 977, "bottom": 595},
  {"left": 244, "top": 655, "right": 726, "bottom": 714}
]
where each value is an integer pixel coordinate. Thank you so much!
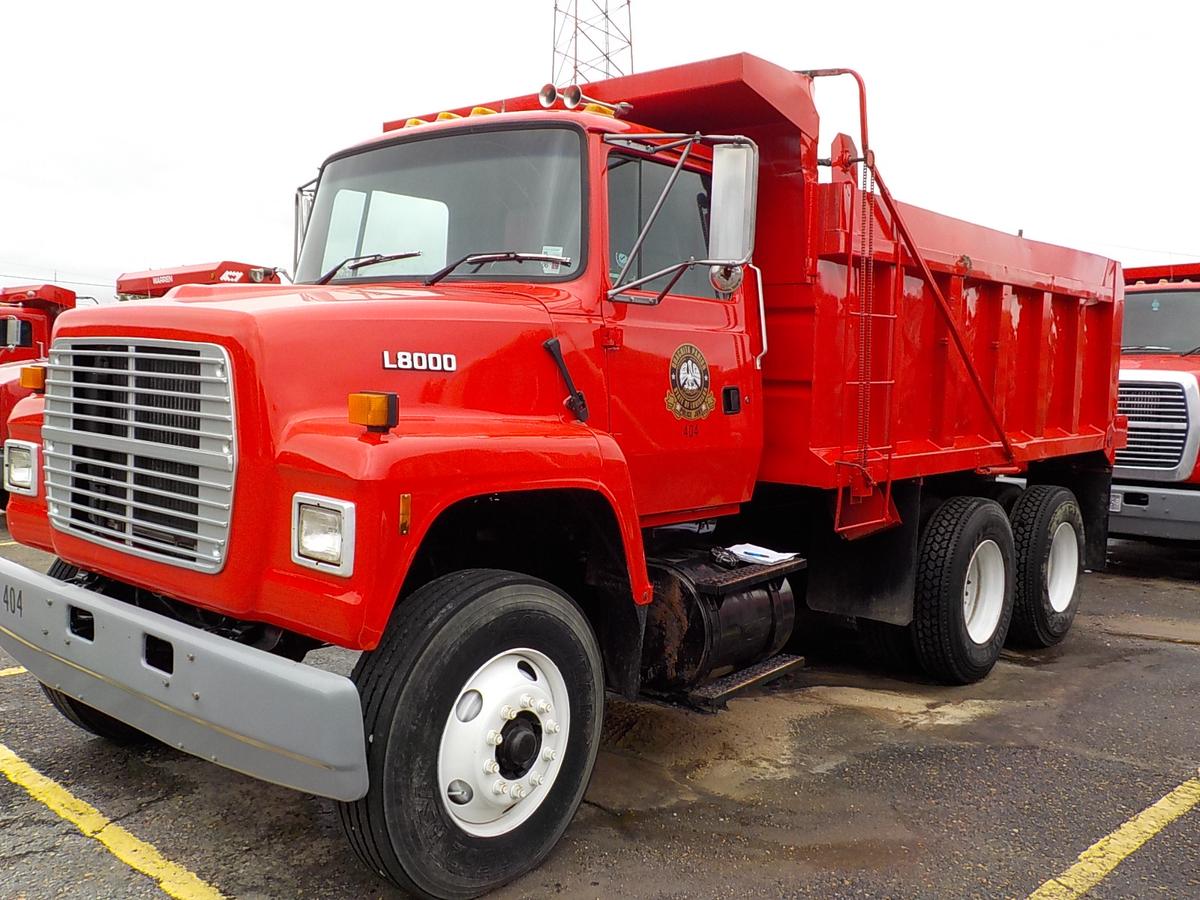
[
  {"left": 1122, "top": 289, "right": 1200, "bottom": 353},
  {"left": 296, "top": 126, "right": 584, "bottom": 284}
]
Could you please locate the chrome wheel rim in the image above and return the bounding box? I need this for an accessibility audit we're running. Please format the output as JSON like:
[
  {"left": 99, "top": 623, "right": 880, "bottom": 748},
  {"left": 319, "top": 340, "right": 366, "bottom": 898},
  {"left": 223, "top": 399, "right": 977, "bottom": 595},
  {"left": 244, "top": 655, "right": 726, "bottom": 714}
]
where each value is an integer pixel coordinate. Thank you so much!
[
  {"left": 437, "top": 648, "right": 569, "bottom": 837},
  {"left": 963, "top": 539, "right": 1006, "bottom": 644},
  {"left": 1047, "top": 521, "right": 1079, "bottom": 613}
]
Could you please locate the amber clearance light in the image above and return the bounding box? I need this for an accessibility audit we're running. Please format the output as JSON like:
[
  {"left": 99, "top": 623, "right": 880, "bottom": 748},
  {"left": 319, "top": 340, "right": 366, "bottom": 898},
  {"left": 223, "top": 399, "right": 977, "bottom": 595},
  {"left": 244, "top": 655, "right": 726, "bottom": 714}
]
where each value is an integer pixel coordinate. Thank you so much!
[
  {"left": 348, "top": 391, "right": 399, "bottom": 433},
  {"left": 19, "top": 365, "right": 45, "bottom": 392}
]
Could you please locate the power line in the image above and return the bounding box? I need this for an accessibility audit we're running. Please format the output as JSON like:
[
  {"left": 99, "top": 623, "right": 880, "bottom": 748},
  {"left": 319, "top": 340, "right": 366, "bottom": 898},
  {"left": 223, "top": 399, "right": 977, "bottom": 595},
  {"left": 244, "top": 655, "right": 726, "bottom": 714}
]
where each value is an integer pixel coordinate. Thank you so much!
[{"left": 0, "top": 271, "right": 113, "bottom": 290}]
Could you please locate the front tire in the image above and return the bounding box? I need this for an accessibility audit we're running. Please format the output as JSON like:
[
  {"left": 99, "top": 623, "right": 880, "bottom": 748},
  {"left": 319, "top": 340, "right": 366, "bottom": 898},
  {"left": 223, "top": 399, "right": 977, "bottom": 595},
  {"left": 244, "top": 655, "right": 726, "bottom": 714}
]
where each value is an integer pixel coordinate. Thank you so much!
[
  {"left": 912, "top": 497, "right": 1015, "bottom": 684},
  {"left": 338, "top": 569, "right": 604, "bottom": 899},
  {"left": 1007, "top": 485, "right": 1083, "bottom": 648}
]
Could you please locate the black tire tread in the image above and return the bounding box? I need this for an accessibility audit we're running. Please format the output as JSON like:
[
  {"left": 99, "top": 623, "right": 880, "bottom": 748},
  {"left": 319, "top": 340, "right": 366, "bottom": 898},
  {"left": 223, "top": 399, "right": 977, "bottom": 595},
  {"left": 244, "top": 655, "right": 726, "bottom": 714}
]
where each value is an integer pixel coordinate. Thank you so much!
[
  {"left": 912, "top": 496, "right": 1013, "bottom": 684},
  {"left": 1008, "top": 485, "right": 1080, "bottom": 647}
]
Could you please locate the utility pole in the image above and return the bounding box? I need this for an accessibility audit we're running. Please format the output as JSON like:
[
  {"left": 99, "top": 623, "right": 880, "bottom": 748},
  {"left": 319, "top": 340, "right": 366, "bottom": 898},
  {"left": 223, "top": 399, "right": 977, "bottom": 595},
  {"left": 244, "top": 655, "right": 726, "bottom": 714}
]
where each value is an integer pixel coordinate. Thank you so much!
[{"left": 551, "top": 1, "right": 633, "bottom": 86}]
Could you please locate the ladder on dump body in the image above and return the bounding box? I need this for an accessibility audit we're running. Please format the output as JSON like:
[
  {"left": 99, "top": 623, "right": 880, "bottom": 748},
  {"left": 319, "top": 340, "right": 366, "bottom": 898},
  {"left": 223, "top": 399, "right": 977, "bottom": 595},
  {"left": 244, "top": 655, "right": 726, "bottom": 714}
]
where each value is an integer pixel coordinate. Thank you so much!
[
  {"left": 804, "top": 68, "right": 1018, "bottom": 538},
  {"left": 832, "top": 134, "right": 900, "bottom": 538}
]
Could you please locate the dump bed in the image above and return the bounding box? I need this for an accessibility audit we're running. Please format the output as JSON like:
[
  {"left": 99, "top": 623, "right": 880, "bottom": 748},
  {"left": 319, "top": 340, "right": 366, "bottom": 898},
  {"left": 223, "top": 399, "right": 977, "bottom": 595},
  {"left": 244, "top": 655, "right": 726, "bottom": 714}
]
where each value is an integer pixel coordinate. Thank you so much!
[
  {"left": 427, "top": 53, "right": 1123, "bottom": 492},
  {"left": 564, "top": 54, "right": 1121, "bottom": 490}
]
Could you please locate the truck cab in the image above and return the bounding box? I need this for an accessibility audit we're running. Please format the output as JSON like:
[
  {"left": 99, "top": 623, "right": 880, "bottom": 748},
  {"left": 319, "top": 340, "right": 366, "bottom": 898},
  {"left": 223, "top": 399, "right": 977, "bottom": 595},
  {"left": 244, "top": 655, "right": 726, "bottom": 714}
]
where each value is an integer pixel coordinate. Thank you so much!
[{"left": 1110, "top": 264, "right": 1200, "bottom": 540}]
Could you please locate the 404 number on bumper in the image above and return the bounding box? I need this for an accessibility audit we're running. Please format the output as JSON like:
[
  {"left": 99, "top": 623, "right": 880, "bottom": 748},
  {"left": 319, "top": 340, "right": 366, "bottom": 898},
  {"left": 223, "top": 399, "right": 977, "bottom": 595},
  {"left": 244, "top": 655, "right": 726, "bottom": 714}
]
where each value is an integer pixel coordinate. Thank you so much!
[{"left": 0, "top": 557, "right": 367, "bottom": 801}]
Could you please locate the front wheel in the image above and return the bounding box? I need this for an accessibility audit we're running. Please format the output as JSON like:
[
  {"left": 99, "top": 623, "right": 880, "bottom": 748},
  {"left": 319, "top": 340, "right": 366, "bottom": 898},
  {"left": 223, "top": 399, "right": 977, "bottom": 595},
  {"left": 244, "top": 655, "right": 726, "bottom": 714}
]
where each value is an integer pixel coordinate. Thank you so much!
[{"left": 338, "top": 569, "right": 604, "bottom": 899}]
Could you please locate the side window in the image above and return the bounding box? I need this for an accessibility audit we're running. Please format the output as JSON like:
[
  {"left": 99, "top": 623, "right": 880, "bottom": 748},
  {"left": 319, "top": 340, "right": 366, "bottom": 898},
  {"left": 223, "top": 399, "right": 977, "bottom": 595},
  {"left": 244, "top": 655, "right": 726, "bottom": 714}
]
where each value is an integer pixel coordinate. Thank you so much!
[{"left": 606, "top": 154, "right": 716, "bottom": 299}]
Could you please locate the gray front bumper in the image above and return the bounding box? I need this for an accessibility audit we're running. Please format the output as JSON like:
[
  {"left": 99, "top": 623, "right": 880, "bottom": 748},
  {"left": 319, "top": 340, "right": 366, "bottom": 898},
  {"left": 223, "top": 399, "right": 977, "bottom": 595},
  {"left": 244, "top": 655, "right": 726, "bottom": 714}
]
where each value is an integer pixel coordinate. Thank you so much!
[
  {"left": 0, "top": 558, "right": 367, "bottom": 801},
  {"left": 1109, "top": 484, "right": 1200, "bottom": 542}
]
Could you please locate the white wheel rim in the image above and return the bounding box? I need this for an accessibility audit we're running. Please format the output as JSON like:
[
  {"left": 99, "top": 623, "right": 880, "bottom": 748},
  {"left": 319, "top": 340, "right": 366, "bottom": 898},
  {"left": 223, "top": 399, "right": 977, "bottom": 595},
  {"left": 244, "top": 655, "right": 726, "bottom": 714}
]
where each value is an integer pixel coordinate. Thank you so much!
[
  {"left": 963, "top": 539, "right": 1006, "bottom": 644},
  {"left": 1047, "top": 521, "right": 1079, "bottom": 613},
  {"left": 437, "top": 648, "right": 570, "bottom": 837}
]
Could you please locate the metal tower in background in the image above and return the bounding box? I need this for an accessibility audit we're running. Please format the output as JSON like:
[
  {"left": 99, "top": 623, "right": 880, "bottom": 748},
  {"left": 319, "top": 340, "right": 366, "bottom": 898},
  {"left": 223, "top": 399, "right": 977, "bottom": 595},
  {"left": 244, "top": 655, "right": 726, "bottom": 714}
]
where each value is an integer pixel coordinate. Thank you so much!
[{"left": 552, "top": 1, "right": 633, "bottom": 85}]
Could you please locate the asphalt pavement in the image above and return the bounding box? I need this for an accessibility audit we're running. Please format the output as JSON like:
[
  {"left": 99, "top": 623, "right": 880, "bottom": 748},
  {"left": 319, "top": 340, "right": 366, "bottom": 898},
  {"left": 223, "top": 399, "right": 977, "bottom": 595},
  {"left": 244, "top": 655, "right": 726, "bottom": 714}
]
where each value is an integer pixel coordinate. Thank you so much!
[{"left": 0, "top": 527, "right": 1197, "bottom": 899}]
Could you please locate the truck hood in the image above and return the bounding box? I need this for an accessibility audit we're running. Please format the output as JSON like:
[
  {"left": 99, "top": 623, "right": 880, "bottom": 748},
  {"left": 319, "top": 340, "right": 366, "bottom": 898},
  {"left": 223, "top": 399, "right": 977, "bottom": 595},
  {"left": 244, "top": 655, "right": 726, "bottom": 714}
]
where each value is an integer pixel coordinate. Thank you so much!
[
  {"left": 1119, "top": 354, "right": 1200, "bottom": 374},
  {"left": 51, "top": 282, "right": 568, "bottom": 442}
]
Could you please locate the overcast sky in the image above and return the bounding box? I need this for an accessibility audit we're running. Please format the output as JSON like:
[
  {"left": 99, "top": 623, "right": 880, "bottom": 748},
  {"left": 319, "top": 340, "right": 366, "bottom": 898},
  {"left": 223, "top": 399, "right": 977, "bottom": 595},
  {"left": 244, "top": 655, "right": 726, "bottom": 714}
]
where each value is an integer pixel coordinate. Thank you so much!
[{"left": 2, "top": 0, "right": 1196, "bottom": 296}]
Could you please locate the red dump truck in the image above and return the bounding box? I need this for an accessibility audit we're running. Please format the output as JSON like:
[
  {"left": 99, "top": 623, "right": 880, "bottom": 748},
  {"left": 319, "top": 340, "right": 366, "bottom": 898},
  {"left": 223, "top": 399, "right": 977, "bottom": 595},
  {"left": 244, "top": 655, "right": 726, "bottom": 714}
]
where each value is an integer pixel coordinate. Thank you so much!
[
  {"left": 0, "top": 284, "right": 76, "bottom": 500},
  {"left": 0, "top": 54, "right": 1122, "bottom": 896},
  {"left": 1110, "top": 263, "right": 1200, "bottom": 539}
]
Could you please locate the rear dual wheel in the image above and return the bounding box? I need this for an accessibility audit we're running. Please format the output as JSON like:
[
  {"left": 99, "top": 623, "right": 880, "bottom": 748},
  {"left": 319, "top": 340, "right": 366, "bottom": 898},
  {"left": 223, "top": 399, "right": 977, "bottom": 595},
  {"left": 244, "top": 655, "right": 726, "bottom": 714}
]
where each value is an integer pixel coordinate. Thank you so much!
[
  {"left": 912, "top": 497, "right": 1015, "bottom": 684},
  {"left": 339, "top": 569, "right": 604, "bottom": 899},
  {"left": 1008, "top": 485, "right": 1084, "bottom": 648}
]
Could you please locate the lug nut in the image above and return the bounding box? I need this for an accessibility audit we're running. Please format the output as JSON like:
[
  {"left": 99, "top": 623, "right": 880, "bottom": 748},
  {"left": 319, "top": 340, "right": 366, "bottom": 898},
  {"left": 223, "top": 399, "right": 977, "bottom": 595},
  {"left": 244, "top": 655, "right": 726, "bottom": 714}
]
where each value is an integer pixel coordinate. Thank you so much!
[
  {"left": 492, "top": 780, "right": 509, "bottom": 795},
  {"left": 545, "top": 719, "right": 561, "bottom": 734},
  {"left": 483, "top": 760, "right": 499, "bottom": 774},
  {"left": 535, "top": 699, "right": 552, "bottom": 714},
  {"left": 500, "top": 705, "right": 517, "bottom": 720},
  {"left": 542, "top": 748, "right": 557, "bottom": 762},
  {"left": 511, "top": 784, "right": 527, "bottom": 800},
  {"left": 530, "top": 773, "right": 544, "bottom": 787},
  {"left": 486, "top": 730, "right": 503, "bottom": 746},
  {"left": 520, "top": 694, "right": 534, "bottom": 708}
]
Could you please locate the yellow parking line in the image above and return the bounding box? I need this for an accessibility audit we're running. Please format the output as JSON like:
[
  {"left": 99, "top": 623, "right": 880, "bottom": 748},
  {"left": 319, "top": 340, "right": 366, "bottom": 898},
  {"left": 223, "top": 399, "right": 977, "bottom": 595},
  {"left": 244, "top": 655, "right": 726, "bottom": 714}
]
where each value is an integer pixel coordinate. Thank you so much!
[
  {"left": 1029, "top": 776, "right": 1200, "bottom": 899},
  {"left": 0, "top": 742, "right": 225, "bottom": 899},
  {"left": 0, "top": 540, "right": 17, "bottom": 546},
  {"left": 0, "top": 666, "right": 25, "bottom": 677}
]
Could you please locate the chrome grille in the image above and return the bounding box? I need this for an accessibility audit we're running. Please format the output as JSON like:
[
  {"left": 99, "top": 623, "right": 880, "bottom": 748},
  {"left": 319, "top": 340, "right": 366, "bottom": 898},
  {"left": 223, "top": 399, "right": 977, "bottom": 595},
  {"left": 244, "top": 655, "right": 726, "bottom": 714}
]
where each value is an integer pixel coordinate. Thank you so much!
[
  {"left": 1116, "top": 381, "right": 1187, "bottom": 470},
  {"left": 43, "top": 339, "right": 235, "bottom": 572}
]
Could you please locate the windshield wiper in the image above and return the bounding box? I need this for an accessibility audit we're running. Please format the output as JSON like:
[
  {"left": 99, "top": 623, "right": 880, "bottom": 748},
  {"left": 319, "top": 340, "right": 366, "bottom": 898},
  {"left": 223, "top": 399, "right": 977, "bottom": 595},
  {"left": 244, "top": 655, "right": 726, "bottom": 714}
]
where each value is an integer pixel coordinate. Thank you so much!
[
  {"left": 423, "top": 251, "right": 571, "bottom": 287},
  {"left": 1121, "top": 345, "right": 1172, "bottom": 353},
  {"left": 1181, "top": 345, "right": 1200, "bottom": 357},
  {"left": 314, "top": 251, "right": 422, "bottom": 285}
]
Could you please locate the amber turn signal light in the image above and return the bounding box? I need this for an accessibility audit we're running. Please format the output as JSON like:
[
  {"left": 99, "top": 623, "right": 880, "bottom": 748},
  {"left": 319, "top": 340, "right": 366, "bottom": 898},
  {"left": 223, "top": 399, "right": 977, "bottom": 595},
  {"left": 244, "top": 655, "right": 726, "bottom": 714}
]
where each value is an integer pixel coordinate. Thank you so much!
[
  {"left": 348, "top": 391, "right": 399, "bottom": 433},
  {"left": 19, "top": 366, "right": 45, "bottom": 392}
]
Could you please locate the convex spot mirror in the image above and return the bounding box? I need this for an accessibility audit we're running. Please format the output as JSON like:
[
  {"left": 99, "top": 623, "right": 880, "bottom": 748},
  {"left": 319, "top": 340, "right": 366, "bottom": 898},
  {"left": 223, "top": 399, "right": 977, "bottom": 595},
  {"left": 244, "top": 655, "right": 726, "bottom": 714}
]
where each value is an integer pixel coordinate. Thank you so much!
[
  {"left": 2, "top": 317, "right": 33, "bottom": 349},
  {"left": 707, "top": 143, "right": 759, "bottom": 293}
]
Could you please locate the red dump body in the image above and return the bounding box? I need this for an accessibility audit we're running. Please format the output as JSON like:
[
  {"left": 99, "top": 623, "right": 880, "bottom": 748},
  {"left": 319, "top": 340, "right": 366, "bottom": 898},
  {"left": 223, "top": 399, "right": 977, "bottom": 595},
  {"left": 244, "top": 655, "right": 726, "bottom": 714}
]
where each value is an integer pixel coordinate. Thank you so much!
[
  {"left": 116, "top": 261, "right": 281, "bottom": 298},
  {"left": 411, "top": 54, "right": 1124, "bottom": 499}
]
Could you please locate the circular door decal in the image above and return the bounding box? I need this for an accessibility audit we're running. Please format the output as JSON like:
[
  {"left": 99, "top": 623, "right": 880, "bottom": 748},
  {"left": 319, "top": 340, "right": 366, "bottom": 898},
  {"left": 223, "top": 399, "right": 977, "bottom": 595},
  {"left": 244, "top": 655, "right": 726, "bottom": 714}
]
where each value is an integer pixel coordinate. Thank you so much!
[{"left": 665, "top": 343, "right": 716, "bottom": 420}]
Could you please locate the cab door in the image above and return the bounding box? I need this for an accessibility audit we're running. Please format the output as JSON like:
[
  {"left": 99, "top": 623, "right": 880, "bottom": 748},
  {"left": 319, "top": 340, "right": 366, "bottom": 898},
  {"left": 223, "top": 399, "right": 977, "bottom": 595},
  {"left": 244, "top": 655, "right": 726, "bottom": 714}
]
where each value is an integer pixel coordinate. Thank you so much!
[{"left": 602, "top": 150, "right": 762, "bottom": 519}]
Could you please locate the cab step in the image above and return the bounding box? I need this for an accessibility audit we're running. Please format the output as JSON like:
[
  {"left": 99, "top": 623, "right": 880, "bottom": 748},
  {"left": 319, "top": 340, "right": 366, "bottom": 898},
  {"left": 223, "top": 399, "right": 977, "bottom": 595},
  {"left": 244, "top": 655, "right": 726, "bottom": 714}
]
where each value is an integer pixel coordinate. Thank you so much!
[
  {"left": 692, "top": 556, "right": 808, "bottom": 597},
  {"left": 686, "top": 653, "right": 805, "bottom": 710}
]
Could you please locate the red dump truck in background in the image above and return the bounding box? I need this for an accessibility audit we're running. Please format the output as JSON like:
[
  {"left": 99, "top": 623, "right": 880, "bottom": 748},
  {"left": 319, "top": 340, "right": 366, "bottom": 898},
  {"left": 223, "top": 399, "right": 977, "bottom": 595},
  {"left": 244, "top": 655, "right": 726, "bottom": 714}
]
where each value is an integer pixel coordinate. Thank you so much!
[
  {"left": 114, "top": 260, "right": 282, "bottom": 300},
  {"left": 1110, "top": 263, "right": 1200, "bottom": 540},
  {"left": 0, "top": 284, "right": 76, "bottom": 499},
  {"left": 0, "top": 54, "right": 1123, "bottom": 896}
]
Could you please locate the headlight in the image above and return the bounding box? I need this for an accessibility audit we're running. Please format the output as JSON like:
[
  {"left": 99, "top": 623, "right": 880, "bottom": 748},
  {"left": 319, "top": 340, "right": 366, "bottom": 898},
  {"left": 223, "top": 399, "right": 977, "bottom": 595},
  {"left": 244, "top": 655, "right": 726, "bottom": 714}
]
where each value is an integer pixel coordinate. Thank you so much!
[
  {"left": 291, "top": 493, "right": 355, "bottom": 576},
  {"left": 3, "top": 441, "right": 38, "bottom": 496}
]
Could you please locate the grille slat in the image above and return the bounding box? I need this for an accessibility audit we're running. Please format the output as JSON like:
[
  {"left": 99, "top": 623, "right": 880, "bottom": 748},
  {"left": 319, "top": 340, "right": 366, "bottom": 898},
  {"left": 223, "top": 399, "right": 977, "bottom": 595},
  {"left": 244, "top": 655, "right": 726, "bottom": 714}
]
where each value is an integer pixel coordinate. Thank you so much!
[
  {"left": 1116, "top": 381, "right": 1188, "bottom": 471},
  {"left": 43, "top": 339, "right": 235, "bottom": 572}
]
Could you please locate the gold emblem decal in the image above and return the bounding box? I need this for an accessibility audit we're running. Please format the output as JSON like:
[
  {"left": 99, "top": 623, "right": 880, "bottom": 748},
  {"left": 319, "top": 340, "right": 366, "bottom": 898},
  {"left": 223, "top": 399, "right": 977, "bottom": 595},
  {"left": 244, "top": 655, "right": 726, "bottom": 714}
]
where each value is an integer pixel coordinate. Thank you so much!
[{"left": 665, "top": 343, "right": 715, "bottom": 420}]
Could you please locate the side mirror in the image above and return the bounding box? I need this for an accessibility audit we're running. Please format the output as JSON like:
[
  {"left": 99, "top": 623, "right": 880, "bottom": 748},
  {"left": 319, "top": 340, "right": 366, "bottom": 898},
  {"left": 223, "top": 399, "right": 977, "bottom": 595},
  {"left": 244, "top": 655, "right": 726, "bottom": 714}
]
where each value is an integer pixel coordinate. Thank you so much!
[
  {"left": 2, "top": 317, "right": 33, "bottom": 349},
  {"left": 294, "top": 176, "right": 318, "bottom": 273},
  {"left": 707, "top": 142, "right": 759, "bottom": 264}
]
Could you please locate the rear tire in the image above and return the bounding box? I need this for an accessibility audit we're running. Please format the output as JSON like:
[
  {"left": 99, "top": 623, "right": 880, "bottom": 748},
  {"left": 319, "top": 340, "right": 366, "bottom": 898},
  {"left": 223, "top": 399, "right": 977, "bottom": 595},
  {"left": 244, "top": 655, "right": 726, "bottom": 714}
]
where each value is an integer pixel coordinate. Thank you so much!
[
  {"left": 912, "top": 497, "right": 1015, "bottom": 684},
  {"left": 338, "top": 569, "right": 604, "bottom": 899},
  {"left": 40, "top": 559, "right": 150, "bottom": 744},
  {"left": 1007, "top": 485, "right": 1083, "bottom": 648}
]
